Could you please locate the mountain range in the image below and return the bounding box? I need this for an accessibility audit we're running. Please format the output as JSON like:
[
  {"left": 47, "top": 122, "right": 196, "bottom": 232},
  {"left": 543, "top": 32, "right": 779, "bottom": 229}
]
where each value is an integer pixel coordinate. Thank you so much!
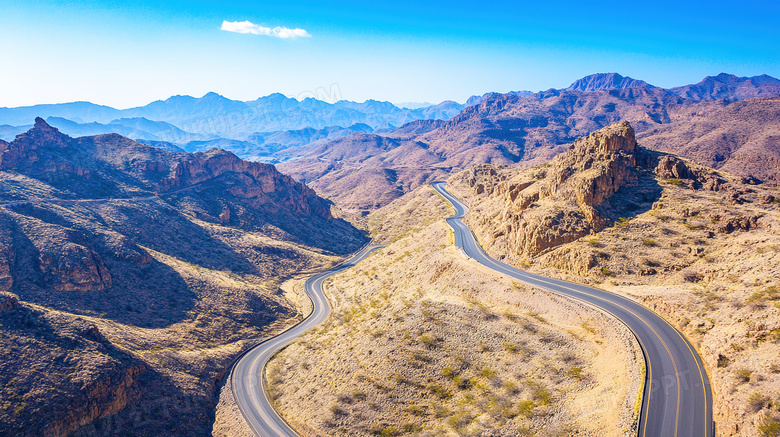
[
  {"left": 276, "top": 73, "right": 780, "bottom": 211},
  {"left": 2, "top": 72, "right": 778, "bottom": 170},
  {"left": 2, "top": 72, "right": 779, "bottom": 211},
  {"left": 0, "top": 94, "right": 466, "bottom": 142}
]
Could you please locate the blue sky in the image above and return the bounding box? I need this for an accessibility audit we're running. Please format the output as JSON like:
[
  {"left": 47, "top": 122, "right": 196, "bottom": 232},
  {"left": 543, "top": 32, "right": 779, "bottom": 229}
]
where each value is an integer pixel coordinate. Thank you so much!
[{"left": 1, "top": 0, "right": 778, "bottom": 108}]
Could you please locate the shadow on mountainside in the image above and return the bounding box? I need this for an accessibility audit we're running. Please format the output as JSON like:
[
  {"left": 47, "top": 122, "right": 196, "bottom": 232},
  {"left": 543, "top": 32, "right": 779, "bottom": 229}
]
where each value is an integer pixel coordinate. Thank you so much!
[
  {"left": 598, "top": 148, "right": 665, "bottom": 224},
  {"left": 0, "top": 300, "right": 145, "bottom": 437}
]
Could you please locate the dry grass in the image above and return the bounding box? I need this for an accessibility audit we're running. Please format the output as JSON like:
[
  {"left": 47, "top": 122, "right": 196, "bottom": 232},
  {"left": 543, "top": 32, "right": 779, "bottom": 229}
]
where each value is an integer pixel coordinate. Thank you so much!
[
  {"left": 267, "top": 188, "right": 642, "bottom": 436},
  {"left": 449, "top": 165, "right": 780, "bottom": 436}
]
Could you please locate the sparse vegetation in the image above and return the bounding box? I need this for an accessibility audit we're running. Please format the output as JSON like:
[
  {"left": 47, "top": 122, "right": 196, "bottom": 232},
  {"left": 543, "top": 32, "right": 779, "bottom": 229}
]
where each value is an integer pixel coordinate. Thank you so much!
[
  {"left": 665, "top": 178, "right": 683, "bottom": 186},
  {"left": 748, "top": 392, "right": 771, "bottom": 413},
  {"left": 735, "top": 368, "right": 754, "bottom": 383},
  {"left": 567, "top": 366, "right": 583, "bottom": 379},
  {"left": 758, "top": 415, "right": 780, "bottom": 437},
  {"left": 265, "top": 187, "right": 641, "bottom": 436}
]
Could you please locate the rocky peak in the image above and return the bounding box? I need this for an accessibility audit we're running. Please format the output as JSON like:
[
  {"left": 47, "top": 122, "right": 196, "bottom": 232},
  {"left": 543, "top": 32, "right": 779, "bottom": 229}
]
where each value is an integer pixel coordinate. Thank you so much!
[
  {"left": 458, "top": 121, "right": 642, "bottom": 257},
  {"left": 25, "top": 117, "right": 71, "bottom": 147},
  {"left": 0, "top": 118, "right": 71, "bottom": 171},
  {"left": 571, "top": 120, "right": 636, "bottom": 155},
  {"left": 566, "top": 73, "right": 654, "bottom": 92},
  {"left": 159, "top": 149, "right": 333, "bottom": 220}
]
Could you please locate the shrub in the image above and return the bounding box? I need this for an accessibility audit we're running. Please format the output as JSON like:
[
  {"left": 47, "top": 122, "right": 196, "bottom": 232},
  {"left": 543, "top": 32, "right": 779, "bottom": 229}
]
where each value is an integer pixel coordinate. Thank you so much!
[
  {"left": 587, "top": 237, "right": 602, "bottom": 248},
  {"left": 748, "top": 392, "right": 771, "bottom": 413},
  {"left": 615, "top": 217, "right": 631, "bottom": 228},
  {"left": 380, "top": 426, "right": 399, "bottom": 436},
  {"left": 665, "top": 178, "right": 683, "bottom": 186},
  {"left": 735, "top": 368, "right": 754, "bottom": 383},
  {"left": 502, "top": 342, "right": 517, "bottom": 353},
  {"left": 502, "top": 380, "right": 518, "bottom": 393},
  {"left": 601, "top": 266, "right": 614, "bottom": 277},
  {"left": 481, "top": 367, "right": 496, "bottom": 378},
  {"left": 516, "top": 400, "right": 535, "bottom": 417},
  {"left": 643, "top": 238, "right": 658, "bottom": 247},
  {"left": 329, "top": 403, "right": 346, "bottom": 416},
  {"left": 404, "top": 404, "right": 424, "bottom": 416},
  {"left": 527, "top": 311, "right": 548, "bottom": 324},
  {"left": 747, "top": 286, "right": 780, "bottom": 305},
  {"left": 452, "top": 375, "right": 472, "bottom": 390},
  {"left": 758, "top": 415, "right": 780, "bottom": 437},
  {"left": 533, "top": 387, "right": 552, "bottom": 405},
  {"left": 442, "top": 366, "right": 456, "bottom": 378},
  {"left": 428, "top": 383, "right": 451, "bottom": 399},
  {"left": 401, "top": 422, "right": 421, "bottom": 432},
  {"left": 567, "top": 366, "right": 583, "bottom": 379}
]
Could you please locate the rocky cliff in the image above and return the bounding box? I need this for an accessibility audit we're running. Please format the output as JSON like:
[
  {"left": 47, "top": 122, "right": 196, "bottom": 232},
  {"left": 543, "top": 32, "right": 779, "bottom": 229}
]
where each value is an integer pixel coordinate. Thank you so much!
[{"left": 454, "top": 121, "right": 644, "bottom": 258}]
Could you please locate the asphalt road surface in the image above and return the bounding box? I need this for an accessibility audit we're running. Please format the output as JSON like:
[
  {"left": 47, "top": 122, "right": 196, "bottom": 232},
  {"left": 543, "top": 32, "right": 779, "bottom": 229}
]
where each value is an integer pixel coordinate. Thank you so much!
[
  {"left": 231, "top": 244, "right": 381, "bottom": 437},
  {"left": 432, "top": 182, "right": 713, "bottom": 437}
]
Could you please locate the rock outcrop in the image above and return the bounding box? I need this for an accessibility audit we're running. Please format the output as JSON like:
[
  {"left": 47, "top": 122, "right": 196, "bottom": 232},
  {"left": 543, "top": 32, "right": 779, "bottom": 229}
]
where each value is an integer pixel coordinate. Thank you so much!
[
  {"left": 654, "top": 155, "right": 729, "bottom": 191},
  {"left": 458, "top": 121, "right": 640, "bottom": 257}
]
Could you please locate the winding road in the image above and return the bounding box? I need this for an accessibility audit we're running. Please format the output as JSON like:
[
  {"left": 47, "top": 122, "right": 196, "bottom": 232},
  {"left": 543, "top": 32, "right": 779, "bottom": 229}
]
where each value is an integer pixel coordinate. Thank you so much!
[
  {"left": 231, "top": 244, "right": 381, "bottom": 437},
  {"left": 432, "top": 182, "right": 713, "bottom": 437},
  {"left": 230, "top": 183, "right": 714, "bottom": 437}
]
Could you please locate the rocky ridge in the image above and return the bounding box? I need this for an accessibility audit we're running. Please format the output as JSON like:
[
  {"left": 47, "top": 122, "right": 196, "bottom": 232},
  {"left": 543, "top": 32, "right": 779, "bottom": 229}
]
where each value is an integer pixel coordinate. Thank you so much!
[
  {"left": 0, "top": 120, "right": 366, "bottom": 435},
  {"left": 456, "top": 121, "right": 643, "bottom": 258}
]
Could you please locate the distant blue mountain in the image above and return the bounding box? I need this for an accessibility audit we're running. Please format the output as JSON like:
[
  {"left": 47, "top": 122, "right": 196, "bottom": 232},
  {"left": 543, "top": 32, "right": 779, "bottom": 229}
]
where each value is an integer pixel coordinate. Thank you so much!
[
  {"left": 42, "top": 117, "right": 198, "bottom": 142},
  {"left": 0, "top": 93, "right": 465, "bottom": 140},
  {"left": 0, "top": 101, "right": 122, "bottom": 125}
]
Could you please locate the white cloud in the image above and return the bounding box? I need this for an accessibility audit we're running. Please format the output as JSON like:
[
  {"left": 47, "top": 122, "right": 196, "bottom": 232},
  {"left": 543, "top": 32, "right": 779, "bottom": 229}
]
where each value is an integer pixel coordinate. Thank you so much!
[{"left": 221, "top": 20, "right": 311, "bottom": 39}]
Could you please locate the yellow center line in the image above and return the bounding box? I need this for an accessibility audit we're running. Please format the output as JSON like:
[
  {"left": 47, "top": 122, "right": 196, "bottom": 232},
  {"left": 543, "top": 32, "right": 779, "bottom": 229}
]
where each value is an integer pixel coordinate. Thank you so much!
[
  {"left": 482, "top": 253, "right": 682, "bottom": 437},
  {"left": 433, "top": 184, "right": 704, "bottom": 437},
  {"left": 437, "top": 183, "right": 712, "bottom": 436}
]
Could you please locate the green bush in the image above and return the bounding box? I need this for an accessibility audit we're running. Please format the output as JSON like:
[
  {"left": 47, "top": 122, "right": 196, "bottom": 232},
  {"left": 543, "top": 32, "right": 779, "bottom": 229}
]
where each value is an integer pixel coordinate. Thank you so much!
[
  {"left": 643, "top": 238, "right": 658, "bottom": 247},
  {"left": 567, "top": 366, "right": 583, "bottom": 379}
]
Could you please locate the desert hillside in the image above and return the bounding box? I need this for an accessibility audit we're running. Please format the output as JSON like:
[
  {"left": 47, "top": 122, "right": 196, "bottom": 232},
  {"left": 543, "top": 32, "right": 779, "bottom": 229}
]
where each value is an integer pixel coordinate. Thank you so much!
[
  {"left": 448, "top": 121, "right": 780, "bottom": 436},
  {"left": 266, "top": 186, "right": 643, "bottom": 436},
  {"left": 0, "top": 120, "right": 367, "bottom": 436}
]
